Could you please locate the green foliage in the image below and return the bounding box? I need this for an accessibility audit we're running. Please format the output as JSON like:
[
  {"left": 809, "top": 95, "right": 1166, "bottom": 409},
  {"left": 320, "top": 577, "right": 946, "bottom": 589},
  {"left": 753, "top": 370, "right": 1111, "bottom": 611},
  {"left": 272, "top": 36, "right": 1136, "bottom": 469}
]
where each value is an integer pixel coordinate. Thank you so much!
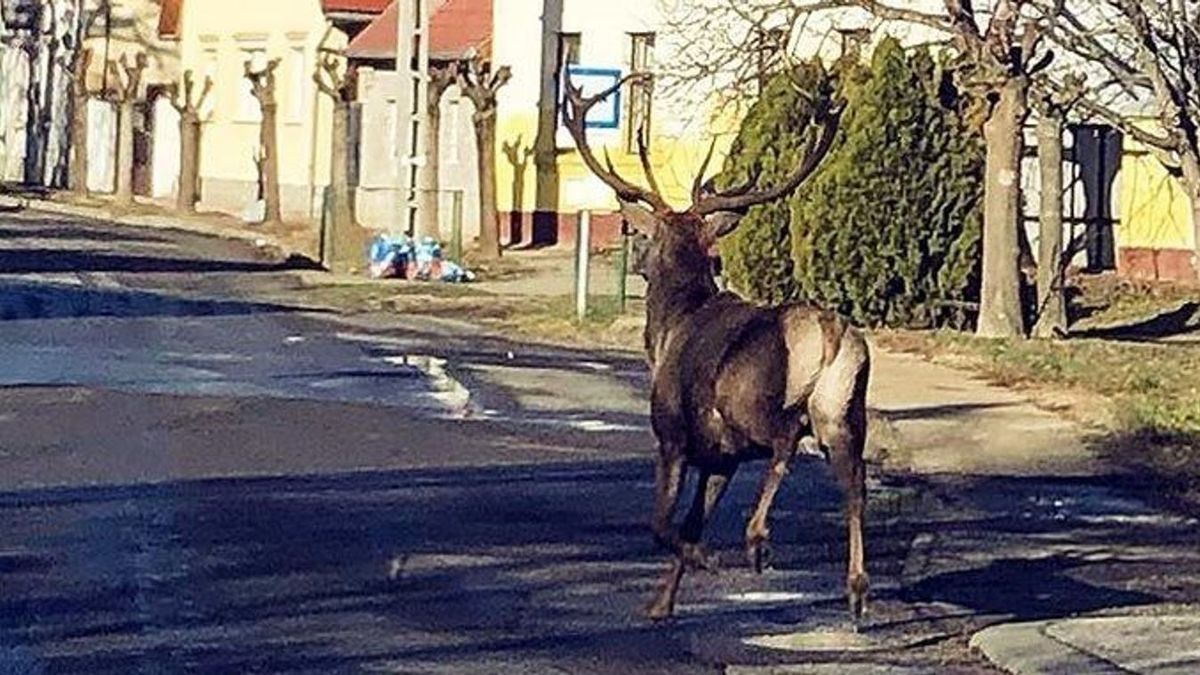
[
  {"left": 715, "top": 62, "right": 830, "bottom": 305},
  {"left": 718, "top": 38, "right": 984, "bottom": 327}
]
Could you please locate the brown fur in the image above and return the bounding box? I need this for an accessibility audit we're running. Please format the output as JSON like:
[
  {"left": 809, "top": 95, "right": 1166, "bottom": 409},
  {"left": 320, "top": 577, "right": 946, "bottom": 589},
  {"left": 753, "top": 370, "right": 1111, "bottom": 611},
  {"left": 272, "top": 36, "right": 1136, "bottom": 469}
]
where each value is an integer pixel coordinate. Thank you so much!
[{"left": 640, "top": 214, "right": 871, "bottom": 623}]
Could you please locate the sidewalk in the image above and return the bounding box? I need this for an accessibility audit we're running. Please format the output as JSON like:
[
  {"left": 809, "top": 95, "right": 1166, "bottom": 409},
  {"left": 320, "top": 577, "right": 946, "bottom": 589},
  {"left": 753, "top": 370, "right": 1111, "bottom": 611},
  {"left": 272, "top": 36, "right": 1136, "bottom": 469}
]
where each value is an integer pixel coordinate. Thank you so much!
[{"left": 971, "top": 615, "right": 1200, "bottom": 674}]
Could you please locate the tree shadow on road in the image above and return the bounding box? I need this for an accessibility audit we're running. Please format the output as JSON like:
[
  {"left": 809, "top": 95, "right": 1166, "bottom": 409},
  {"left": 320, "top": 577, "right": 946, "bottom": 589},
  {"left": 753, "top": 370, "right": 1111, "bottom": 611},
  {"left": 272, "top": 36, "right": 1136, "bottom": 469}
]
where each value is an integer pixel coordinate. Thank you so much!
[
  {"left": 0, "top": 249, "right": 319, "bottom": 275},
  {"left": 0, "top": 279, "right": 317, "bottom": 321}
]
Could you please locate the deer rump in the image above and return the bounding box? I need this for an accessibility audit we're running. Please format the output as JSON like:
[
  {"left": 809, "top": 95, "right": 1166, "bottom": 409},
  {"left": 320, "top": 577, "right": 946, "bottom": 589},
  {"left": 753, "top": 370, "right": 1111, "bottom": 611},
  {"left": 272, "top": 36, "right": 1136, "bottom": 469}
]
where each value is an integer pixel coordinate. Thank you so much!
[{"left": 651, "top": 292, "right": 866, "bottom": 468}]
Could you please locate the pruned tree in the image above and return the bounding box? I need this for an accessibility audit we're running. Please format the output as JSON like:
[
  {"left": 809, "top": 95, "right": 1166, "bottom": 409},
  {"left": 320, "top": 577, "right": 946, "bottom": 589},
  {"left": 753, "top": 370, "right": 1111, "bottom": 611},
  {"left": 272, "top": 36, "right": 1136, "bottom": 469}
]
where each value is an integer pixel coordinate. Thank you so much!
[
  {"left": 245, "top": 57, "right": 282, "bottom": 227},
  {"left": 166, "top": 69, "right": 212, "bottom": 214},
  {"left": 1031, "top": 73, "right": 1084, "bottom": 339},
  {"left": 456, "top": 56, "right": 512, "bottom": 259},
  {"left": 68, "top": 46, "right": 91, "bottom": 194},
  {"left": 1039, "top": 0, "right": 1200, "bottom": 279},
  {"left": 417, "top": 62, "right": 458, "bottom": 240},
  {"left": 107, "top": 51, "right": 147, "bottom": 206},
  {"left": 313, "top": 47, "right": 360, "bottom": 268}
]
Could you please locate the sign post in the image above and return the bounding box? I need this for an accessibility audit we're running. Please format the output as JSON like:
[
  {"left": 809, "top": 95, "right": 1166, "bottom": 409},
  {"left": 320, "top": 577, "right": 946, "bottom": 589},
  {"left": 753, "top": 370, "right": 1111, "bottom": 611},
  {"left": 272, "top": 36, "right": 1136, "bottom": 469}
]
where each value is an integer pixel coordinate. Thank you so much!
[{"left": 575, "top": 211, "right": 591, "bottom": 321}]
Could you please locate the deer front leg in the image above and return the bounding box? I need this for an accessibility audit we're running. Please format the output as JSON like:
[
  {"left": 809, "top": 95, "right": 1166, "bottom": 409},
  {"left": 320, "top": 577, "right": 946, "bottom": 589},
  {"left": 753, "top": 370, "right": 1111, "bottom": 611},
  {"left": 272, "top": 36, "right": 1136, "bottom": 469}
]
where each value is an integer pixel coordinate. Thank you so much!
[{"left": 646, "top": 469, "right": 732, "bottom": 620}]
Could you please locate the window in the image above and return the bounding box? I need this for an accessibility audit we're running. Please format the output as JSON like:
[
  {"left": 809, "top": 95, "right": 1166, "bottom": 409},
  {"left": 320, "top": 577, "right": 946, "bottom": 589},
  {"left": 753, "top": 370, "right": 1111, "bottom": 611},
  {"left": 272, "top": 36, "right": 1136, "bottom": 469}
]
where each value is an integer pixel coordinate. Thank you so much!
[
  {"left": 200, "top": 48, "right": 218, "bottom": 120},
  {"left": 623, "top": 33, "right": 655, "bottom": 154},
  {"left": 446, "top": 97, "right": 461, "bottom": 163},
  {"left": 286, "top": 46, "right": 306, "bottom": 123},
  {"left": 237, "top": 47, "right": 267, "bottom": 123}
]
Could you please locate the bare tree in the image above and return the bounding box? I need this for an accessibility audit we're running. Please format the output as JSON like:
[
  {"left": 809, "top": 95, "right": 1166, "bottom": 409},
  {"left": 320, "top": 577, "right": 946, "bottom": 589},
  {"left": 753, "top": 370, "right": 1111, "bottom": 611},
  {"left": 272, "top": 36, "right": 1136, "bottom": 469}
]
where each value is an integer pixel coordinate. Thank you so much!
[
  {"left": 106, "top": 51, "right": 146, "bottom": 206},
  {"left": 1039, "top": 1, "right": 1200, "bottom": 278},
  {"left": 456, "top": 56, "right": 512, "bottom": 259},
  {"left": 67, "top": 45, "right": 90, "bottom": 194},
  {"left": 166, "top": 69, "right": 211, "bottom": 214},
  {"left": 417, "top": 62, "right": 457, "bottom": 240},
  {"left": 313, "top": 48, "right": 360, "bottom": 268},
  {"left": 245, "top": 57, "right": 282, "bottom": 227},
  {"left": 1031, "top": 74, "right": 1083, "bottom": 338}
]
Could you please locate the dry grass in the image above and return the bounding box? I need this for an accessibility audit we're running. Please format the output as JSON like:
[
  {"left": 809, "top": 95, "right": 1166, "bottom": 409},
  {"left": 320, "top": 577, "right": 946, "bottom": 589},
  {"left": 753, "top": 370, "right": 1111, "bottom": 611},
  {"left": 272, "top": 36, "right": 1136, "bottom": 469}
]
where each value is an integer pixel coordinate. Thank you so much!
[{"left": 875, "top": 329, "right": 1200, "bottom": 510}]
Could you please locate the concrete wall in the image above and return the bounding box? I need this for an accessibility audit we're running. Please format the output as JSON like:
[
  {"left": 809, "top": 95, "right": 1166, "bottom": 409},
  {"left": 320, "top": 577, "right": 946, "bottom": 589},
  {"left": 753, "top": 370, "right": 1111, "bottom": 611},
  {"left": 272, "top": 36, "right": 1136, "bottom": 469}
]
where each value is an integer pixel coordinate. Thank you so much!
[
  {"left": 0, "top": 47, "right": 28, "bottom": 181},
  {"left": 176, "top": 0, "right": 344, "bottom": 220},
  {"left": 355, "top": 68, "right": 478, "bottom": 242}
]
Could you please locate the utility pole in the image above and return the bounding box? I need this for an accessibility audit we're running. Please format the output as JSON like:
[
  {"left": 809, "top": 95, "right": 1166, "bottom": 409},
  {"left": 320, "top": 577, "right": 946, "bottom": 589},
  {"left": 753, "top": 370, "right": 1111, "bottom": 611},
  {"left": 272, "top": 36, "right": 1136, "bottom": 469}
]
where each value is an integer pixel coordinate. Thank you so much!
[{"left": 393, "top": 0, "right": 429, "bottom": 235}]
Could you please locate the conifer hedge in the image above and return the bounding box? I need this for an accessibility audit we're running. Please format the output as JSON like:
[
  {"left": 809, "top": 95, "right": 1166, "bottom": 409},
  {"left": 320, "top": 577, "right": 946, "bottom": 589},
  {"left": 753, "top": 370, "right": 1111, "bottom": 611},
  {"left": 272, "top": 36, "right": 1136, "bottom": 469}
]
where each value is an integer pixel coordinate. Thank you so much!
[{"left": 717, "top": 38, "right": 984, "bottom": 328}]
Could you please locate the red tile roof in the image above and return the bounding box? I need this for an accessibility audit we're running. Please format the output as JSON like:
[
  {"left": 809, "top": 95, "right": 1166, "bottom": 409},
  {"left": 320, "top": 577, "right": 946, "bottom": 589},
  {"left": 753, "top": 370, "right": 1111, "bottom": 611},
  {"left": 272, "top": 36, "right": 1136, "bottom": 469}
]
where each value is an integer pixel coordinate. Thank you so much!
[
  {"left": 347, "top": 0, "right": 491, "bottom": 62},
  {"left": 321, "top": 0, "right": 392, "bottom": 14}
]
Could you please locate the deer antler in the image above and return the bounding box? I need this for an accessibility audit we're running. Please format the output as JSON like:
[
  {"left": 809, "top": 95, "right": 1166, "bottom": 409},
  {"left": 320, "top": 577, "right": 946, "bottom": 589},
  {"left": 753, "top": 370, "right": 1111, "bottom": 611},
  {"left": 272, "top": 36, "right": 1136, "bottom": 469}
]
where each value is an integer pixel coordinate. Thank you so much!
[
  {"left": 693, "top": 103, "right": 841, "bottom": 216},
  {"left": 562, "top": 73, "right": 671, "bottom": 214}
]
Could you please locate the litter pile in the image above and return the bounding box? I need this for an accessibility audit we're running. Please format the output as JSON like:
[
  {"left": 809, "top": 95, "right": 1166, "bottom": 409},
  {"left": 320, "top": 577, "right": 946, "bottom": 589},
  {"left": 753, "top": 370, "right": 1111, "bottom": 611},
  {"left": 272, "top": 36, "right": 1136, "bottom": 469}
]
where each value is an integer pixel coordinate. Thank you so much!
[{"left": 367, "top": 234, "right": 474, "bottom": 282}]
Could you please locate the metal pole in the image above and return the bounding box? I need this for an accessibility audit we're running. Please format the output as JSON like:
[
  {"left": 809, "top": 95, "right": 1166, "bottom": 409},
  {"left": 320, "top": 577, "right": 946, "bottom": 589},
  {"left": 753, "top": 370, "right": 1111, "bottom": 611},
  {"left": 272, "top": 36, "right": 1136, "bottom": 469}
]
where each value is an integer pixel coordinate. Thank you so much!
[
  {"left": 319, "top": 184, "right": 330, "bottom": 266},
  {"left": 575, "top": 210, "right": 590, "bottom": 321},
  {"left": 616, "top": 226, "right": 629, "bottom": 313},
  {"left": 450, "top": 189, "right": 463, "bottom": 262}
]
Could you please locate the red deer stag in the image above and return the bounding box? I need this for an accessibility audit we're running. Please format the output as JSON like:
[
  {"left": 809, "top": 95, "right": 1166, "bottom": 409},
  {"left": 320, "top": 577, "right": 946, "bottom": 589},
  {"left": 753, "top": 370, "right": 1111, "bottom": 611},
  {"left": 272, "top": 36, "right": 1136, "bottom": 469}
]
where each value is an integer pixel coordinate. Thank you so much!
[{"left": 563, "top": 75, "right": 871, "bottom": 622}]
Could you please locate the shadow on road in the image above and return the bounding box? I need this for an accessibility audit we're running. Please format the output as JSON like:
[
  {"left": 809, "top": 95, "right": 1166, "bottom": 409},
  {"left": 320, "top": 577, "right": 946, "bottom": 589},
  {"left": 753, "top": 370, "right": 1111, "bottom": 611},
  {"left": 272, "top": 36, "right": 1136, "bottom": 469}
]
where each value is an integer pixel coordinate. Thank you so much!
[
  {"left": 0, "top": 224, "right": 172, "bottom": 245},
  {"left": 0, "top": 458, "right": 1195, "bottom": 672},
  {"left": 0, "top": 249, "right": 319, "bottom": 275},
  {"left": 0, "top": 280, "right": 315, "bottom": 321}
]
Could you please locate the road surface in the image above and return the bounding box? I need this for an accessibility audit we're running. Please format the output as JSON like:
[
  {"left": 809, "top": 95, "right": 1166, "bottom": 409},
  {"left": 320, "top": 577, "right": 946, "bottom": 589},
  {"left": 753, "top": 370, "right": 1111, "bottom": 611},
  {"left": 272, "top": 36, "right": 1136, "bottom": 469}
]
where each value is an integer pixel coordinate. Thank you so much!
[{"left": 0, "top": 211, "right": 1197, "bottom": 674}]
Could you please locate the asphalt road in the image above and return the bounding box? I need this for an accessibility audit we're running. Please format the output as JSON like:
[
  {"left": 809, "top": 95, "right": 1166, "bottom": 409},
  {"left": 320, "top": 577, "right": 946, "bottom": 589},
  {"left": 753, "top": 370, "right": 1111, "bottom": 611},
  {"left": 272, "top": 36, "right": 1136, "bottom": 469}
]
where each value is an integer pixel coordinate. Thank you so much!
[{"left": 1, "top": 211, "right": 1198, "bottom": 674}]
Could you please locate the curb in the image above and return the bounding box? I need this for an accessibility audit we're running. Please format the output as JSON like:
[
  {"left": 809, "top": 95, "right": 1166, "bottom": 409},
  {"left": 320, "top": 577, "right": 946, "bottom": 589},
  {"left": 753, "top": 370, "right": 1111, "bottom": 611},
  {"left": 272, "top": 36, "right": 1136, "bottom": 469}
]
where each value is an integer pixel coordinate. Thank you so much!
[{"left": 969, "top": 621, "right": 1129, "bottom": 675}]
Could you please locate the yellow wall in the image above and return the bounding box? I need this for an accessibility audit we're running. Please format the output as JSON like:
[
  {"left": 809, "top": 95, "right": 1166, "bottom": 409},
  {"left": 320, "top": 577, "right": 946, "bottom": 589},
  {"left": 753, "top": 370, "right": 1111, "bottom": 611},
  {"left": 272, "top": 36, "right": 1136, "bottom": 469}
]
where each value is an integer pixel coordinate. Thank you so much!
[
  {"left": 177, "top": 0, "right": 343, "bottom": 193},
  {"left": 493, "top": 107, "right": 741, "bottom": 215},
  {"left": 1118, "top": 146, "right": 1196, "bottom": 251}
]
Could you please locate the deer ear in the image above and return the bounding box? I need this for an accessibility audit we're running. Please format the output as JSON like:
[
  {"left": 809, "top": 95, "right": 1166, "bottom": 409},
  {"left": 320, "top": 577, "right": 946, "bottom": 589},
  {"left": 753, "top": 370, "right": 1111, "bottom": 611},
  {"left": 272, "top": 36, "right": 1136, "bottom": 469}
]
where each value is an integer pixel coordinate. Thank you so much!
[
  {"left": 701, "top": 210, "right": 745, "bottom": 243},
  {"left": 618, "top": 200, "right": 662, "bottom": 238}
]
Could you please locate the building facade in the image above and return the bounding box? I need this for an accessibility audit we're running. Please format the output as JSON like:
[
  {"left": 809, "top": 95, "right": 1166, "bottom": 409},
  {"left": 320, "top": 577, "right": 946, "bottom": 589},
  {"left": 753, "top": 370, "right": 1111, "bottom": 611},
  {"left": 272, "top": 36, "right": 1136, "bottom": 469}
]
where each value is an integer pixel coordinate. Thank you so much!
[{"left": 159, "top": 0, "right": 388, "bottom": 220}]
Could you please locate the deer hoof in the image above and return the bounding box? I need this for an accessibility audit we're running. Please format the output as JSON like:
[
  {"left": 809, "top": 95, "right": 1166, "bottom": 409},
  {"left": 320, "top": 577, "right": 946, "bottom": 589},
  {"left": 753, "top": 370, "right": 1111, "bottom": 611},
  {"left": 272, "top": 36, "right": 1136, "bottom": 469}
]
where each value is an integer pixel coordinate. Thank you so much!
[
  {"left": 847, "top": 574, "right": 869, "bottom": 623},
  {"left": 644, "top": 597, "right": 675, "bottom": 621},
  {"left": 746, "top": 537, "right": 771, "bottom": 574}
]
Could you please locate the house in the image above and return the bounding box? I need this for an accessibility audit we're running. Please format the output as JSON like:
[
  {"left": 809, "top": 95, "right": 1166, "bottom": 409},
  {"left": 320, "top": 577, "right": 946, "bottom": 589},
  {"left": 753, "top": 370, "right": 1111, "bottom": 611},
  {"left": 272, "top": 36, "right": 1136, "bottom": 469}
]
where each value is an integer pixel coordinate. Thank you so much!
[
  {"left": 157, "top": 0, "right": 389, "bottom": 220},
  {"left": 347, "top": 0, "right": 745, "bottom": 249},
  {"left": 345, "top": 0, "right": 486, "bottom": 240},
  {"left": 0, "top": 0, "right": 178, "bottom": 189}
]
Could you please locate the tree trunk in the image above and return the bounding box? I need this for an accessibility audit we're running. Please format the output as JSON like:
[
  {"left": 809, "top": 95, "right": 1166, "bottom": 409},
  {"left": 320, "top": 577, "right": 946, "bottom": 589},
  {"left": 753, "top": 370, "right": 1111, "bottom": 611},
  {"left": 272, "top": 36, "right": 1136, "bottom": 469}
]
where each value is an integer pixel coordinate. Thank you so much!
[
  {"left": 115, "top": 99, "right": 135, "bottom": 204},
  {"left": 260, "top": 102, "right": 282, "bottom": 225},
  {"left": 475, "top": 112, "right": 500, "bottom": 259},
  {"left": 976, "top": 78, "right": 1029, "bottom": 338},
  {"left": 177, "top": 111, "right": 201, "bottom": 212},
  {"left": 68, "top": 91, "right": 88, "bottom": 194},
  {"left": 533, "top": 0, "right": 564, "bottom": 244},
  {"left": 1033, "top": 111, "right": 1066, "bottom": 339},
  {"left": 1182, "top": 152, "right": 1200, "bottom": 279},
  {"left": 327, "top": 99, "right": 360, "bottom": 270},
  {"left": 417, "top": 101, "right": 442, "bottom": 239}
]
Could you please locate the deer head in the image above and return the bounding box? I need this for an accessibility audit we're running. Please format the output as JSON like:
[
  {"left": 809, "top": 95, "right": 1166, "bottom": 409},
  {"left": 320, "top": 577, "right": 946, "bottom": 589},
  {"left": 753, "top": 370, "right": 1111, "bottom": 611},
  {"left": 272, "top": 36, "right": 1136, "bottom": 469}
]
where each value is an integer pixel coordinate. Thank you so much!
[{"left": 562, "top": 74, "right": 841, "bottom": 284}]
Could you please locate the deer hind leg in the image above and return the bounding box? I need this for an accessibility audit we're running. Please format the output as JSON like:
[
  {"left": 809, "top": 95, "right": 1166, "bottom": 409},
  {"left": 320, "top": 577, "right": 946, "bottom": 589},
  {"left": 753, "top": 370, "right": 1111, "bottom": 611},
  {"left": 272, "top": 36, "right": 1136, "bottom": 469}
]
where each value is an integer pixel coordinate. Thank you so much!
[
  {"left": 744, "top": 410, "right": 809, "bottom": 573},
  {"left": 646, "top": 468, "right": 733, "bottom": 620},
  {"left": 811, "top": 336, "right": 871, "bottom": 624}
]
